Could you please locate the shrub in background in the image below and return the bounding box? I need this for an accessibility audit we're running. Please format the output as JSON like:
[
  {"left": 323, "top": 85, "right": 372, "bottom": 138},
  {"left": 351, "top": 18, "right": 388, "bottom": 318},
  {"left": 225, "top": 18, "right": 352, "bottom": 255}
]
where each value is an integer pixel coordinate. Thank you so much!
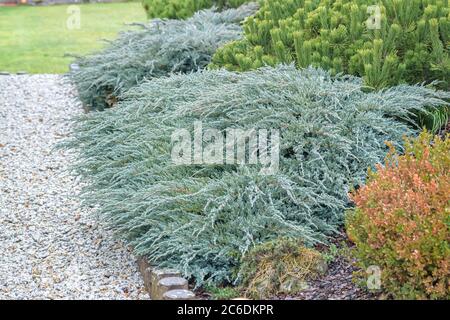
[
  {"left": 211, "top": 0, "right": 450, "bottom": 131},
  {"left": 346, "top": 131, "right": 450, "bottom": 299},
  {"left": 65, "top": 66, "right": 449, "bottom": 286},
  {"left": 238, "top": 238, "right": 326, "bottom": 299},
  {"left": 211, "top": 0, "right": 449, "bottom": 90},
  {"left": 69, "top": 4, "right": 257, "bottom": 111},
  {"left": 142, "top": 0, "right": 253, "bottom": 19}
]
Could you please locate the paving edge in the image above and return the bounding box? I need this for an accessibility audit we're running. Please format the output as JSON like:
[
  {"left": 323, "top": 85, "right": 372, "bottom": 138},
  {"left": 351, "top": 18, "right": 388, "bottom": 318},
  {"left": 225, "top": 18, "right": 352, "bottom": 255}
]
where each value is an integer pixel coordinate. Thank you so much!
[{"left": 137, "top": 257, "right": 197, "bottom": 300}]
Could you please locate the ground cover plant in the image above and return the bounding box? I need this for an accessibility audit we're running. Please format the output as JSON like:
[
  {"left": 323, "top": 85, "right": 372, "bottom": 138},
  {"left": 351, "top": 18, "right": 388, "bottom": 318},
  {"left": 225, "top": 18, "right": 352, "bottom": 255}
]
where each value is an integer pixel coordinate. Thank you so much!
[
  {"left": 65, "top": 65, "right": 449, "bottom": 287},
  {"left": 70, "top": 4, "right": 258, "bottom": 111},
  {"left": 346, "top": 131, "right": 450, "bottom": 300},
  {"left": 142, "top": 0, "right": 252, "bottom": 19},
  {"left": 0, "top": 2, "right": 146, "bottom": 74}
]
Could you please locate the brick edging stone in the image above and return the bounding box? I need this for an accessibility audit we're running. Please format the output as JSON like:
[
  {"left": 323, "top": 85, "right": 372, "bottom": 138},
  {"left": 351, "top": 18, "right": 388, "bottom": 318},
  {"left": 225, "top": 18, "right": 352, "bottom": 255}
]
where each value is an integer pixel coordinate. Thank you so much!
[{"left": 137, "top": 257, "right": 197, "bottom": 300}]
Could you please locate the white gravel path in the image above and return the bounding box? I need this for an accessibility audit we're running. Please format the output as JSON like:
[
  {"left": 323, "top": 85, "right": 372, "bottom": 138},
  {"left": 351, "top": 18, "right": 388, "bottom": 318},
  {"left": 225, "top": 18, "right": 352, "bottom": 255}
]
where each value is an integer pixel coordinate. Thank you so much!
[{"left": 0, "top": 75, "right": 149, "bottom": 300}]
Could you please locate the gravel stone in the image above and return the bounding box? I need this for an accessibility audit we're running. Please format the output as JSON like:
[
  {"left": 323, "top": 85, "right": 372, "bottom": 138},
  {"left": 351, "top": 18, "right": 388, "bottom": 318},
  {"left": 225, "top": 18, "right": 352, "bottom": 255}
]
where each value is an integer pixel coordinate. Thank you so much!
[{"left": 0, "top": 75, "right": 149, "bottom": 300}]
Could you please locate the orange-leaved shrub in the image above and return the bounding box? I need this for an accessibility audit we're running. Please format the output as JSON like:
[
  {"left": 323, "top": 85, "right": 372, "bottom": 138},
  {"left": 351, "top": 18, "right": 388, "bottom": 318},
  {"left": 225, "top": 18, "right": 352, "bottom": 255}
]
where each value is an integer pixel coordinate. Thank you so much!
[{"left": 346, "top": 131, "right": 449, "bottom": 299}]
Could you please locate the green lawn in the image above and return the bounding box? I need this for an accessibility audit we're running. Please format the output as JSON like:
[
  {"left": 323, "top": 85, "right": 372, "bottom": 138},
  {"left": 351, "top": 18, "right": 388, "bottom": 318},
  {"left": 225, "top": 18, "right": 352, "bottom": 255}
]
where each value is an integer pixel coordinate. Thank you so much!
[{"left": 0, "top": 2, "right": 146, "bottom": 74}]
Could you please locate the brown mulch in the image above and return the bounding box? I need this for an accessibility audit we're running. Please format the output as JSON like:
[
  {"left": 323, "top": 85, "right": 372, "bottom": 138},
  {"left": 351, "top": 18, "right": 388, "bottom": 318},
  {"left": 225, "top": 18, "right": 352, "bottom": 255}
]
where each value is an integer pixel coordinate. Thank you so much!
[
  {"left": 288, "top": 256, "right": 378, "bottom": 300},
  {"left": 197, "top": 233, "right": 381, "bottom": 300},
  {"left": 438, "top": 119, "right": 450, "bottom": 138},
  {"left": 269, "top": 231, "right": 380, "bottom": 300}
]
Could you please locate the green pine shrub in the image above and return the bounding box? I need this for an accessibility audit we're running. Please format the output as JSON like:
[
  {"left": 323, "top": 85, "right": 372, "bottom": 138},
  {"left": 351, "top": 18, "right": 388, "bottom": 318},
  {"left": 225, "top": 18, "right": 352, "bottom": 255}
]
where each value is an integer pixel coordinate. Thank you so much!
[
  {"left": 346, "top": 131, "right": 450, "bottom": 299},
  {"left": 142, "top": 0, "right": 253, "bottom": 19},
  {"left": 210, "top": 0, "right": 450, "bottom": 90},
  {"left": 69, "top": 4, "right": 258, "bottom": 111},
  {"left": 64, "top": 65, "right": 449, "bottom": 286}
]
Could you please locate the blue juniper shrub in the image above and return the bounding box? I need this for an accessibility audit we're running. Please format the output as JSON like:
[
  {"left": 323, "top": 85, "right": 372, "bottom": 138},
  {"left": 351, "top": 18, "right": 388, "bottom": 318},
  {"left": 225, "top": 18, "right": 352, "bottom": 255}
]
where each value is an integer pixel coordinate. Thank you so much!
[
  {"left": 64, "top": 65, "right": 449, "bottom": 286},
  {"left": 69, "top": 4, "right": 258, "bottom": 111}
]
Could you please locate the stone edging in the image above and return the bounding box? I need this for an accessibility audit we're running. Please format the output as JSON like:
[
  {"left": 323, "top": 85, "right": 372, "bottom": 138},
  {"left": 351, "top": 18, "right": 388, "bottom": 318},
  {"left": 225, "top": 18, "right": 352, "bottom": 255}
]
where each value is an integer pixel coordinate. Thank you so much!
[{"left": 137, "top": 257, "right": 197, "bottom": 300}]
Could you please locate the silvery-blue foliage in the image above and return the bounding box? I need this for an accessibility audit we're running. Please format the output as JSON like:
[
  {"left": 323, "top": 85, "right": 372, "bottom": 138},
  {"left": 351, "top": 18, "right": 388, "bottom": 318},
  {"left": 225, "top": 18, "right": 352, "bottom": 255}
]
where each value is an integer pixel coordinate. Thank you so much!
[
  {"left": 65, "top": 65, "right": 449, "bottom": 286},
  {"left": 69, "top": 3, "right": 258, "bottom": 111}
]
